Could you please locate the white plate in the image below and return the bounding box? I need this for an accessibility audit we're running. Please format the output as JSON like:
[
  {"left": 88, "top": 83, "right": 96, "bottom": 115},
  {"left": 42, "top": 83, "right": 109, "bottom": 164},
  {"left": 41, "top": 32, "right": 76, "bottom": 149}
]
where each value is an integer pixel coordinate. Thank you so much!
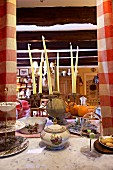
[
  {"left": 39, "top": 141, "right": 69, "bottom": 150},
  {"left": 99, "top": 136, "right": 113, "bottom": 149}
]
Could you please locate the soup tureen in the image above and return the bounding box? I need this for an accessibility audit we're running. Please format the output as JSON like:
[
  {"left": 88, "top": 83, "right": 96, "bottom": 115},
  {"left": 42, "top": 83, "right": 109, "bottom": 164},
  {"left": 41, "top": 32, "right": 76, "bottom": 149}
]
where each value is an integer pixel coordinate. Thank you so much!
[{"left": 40, "top": 118, "right": 70, "bottom": 149}]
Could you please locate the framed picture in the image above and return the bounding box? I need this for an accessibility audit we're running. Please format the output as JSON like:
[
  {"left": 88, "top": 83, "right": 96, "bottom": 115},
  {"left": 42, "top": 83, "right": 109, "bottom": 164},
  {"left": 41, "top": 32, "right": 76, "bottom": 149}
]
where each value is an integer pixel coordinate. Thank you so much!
[
  {"left": 20, "top": 68, "right": 28, "bottom": 76},
  {"left": 17, "top": 69, "right": 19, "bottom": 76},
  {"left": 84, "top": 73, "right": 99, "bottom": 105}
]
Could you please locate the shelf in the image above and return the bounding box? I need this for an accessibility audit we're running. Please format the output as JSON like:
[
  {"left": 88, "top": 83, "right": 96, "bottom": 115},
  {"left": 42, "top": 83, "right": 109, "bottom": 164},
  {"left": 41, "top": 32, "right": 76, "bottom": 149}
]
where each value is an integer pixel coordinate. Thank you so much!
[{"left": 16, "top": 75, "right": 39, "bottom": 98}]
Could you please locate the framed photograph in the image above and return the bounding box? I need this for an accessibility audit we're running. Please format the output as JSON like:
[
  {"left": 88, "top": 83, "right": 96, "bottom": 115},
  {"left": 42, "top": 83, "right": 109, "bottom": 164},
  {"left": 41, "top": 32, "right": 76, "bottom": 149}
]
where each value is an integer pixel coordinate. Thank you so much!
[
  {"left": 17, "top": 69, "right": 19, "bottom": 76},
  {"left": 20, "top": 68, "right": 28, "bottom": 76}
]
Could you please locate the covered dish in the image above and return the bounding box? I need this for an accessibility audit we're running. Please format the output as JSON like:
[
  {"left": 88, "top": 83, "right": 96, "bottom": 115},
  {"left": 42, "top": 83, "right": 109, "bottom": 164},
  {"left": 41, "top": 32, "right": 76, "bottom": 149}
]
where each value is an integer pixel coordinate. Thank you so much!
[{"left": 40, "top": 118, "right": 70, "bottom": 149}]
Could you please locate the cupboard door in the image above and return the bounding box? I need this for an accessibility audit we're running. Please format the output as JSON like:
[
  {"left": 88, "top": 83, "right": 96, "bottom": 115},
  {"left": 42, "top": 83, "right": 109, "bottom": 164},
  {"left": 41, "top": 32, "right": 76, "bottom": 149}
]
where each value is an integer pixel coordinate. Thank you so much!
[
  {"left": 59, "top": 76, "right": 81, "bottom": 103},
  {"left": 59, "top": 76, "right": 72, "bottom": 99}
]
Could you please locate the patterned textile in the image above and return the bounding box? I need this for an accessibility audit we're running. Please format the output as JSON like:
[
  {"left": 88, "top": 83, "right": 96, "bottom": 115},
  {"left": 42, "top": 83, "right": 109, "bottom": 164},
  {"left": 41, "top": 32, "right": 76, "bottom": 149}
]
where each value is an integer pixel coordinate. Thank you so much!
[
  {"left": 0, "top": 0, "right": 16, "bottom": 121},
  {"left": 86, "top": 79, "right": 99, "bottom": 106},
  {"left": 97, "top": 0, "right": 113, "bottom": 135}
]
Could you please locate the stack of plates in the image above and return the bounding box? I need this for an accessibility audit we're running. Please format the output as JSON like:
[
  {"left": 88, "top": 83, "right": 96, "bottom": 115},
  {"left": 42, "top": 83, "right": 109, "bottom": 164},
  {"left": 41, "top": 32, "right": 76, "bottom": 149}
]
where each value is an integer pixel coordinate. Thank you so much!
[{"left": 0, "top": 136, "right": 29, "bottom": 157}]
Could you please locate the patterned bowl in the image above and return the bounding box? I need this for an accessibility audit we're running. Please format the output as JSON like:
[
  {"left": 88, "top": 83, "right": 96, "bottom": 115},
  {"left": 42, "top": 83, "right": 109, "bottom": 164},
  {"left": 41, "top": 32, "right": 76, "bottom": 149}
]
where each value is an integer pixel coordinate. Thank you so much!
[{"left": 18, "top": 117, "right": 47, "bottom": 134}]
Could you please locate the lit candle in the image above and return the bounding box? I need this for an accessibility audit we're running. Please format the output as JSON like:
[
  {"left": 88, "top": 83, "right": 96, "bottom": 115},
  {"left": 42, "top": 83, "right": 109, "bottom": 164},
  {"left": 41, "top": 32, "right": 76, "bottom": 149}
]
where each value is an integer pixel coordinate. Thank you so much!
[
  {"left": 28, "top": 44, "right": 36, "bottom": 95},
  {"left": 42, "top": 36, "right": 53, "bottom": 95},
  {"left": 57, "top": 52, "right": 60, "bottom": 92},
  {"left": 39, "top": 52, "right": 43, "bottom": 93},
  {"left": 74, "top": 46, "right": 79, "bottom": 93},
  {"left": 70, "top": 42, "right": 76, "bottom": 93}
]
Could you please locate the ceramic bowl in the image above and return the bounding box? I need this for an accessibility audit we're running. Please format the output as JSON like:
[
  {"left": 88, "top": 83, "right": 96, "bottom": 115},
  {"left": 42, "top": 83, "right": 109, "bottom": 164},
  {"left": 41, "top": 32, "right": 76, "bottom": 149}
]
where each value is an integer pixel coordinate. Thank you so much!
[{"left": 18, "top": 117, "right": 47, "bottom": 134}]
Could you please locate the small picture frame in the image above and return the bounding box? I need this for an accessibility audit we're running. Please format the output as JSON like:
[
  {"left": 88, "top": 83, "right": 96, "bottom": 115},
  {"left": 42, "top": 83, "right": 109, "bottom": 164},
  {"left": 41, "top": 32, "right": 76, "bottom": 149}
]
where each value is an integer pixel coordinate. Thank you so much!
[
  {"left": 17, "top": 69, "right": 19, "bottom": 76},
  {"left": 20, "top": 69, "right": 28, "bottom": 76}
]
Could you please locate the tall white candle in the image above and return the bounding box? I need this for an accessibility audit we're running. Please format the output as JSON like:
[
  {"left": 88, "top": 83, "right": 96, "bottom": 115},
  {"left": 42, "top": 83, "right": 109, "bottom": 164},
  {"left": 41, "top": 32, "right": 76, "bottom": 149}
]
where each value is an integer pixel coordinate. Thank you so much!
[
  {"left": 39, "top": 52, "right": 43, "bottom": 94},
  {"left": 44, "top": 60, "right": 47, "bottom": 75},
  {"left": 42, "top": 36, "right": 53, "bottom": 95},
  {"left": 74, "top": 46, "right": 79, "bottom": 93},
  {"left": 57, "top": 52, "right": 60, "bottom": 92},
  {"left": 28, "top": 44, "right": 36, "bottom": 95},
  {"left": 70, "top": 42, "right": 76, "bottom": 93}
]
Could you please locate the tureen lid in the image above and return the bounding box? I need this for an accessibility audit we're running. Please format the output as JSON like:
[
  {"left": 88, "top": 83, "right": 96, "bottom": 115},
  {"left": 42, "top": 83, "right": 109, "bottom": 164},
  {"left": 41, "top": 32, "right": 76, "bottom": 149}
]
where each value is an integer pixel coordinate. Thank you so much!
[{"left": 44, "top": 118, "right": 66, "bottom": 133}]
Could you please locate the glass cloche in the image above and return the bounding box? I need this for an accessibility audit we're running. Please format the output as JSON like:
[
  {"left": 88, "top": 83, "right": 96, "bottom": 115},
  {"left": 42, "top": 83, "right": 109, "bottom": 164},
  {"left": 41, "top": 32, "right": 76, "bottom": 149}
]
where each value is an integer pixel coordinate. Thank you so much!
[{"left": 83, "top": 112, "right": 101, "bottom": 125}]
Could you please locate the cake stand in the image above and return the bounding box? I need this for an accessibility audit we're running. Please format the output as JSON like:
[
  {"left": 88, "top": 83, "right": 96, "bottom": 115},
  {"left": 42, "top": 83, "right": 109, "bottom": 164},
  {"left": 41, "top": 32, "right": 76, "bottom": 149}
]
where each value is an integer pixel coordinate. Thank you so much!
[
  {"left": 0, "top": 102, "right": 29, "bottom": 157},
  {"left": 0, "top": 102, "right": 17, "bottom": 128}
]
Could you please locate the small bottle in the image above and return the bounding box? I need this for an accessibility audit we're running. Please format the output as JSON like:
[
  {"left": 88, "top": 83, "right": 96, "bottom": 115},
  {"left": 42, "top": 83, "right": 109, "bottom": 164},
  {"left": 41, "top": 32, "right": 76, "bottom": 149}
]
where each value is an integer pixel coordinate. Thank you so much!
[
  {"left": 80, "top": 96, "right": 87, "bottom": 105},
  {"left": 78, "top": 96, "right": 88, "bottom": 117}
]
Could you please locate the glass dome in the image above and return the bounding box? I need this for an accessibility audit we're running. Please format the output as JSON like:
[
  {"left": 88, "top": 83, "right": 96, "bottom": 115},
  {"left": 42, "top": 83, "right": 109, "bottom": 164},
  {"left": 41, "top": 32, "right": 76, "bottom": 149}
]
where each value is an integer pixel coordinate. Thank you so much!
[
  {"left": 83, "top": 111, "right": 101, "bottom": 128},
  {"left": 83, "top": 112, "right": 100, "bottom": 120}
]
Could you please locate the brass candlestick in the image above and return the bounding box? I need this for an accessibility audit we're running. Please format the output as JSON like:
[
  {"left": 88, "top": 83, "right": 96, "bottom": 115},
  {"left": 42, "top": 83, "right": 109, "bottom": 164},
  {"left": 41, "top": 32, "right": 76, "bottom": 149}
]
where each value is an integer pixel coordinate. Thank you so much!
[
  {"left": 68, "top": 93, "right": 77, "bottom": 103},
  {"left": 31, "top": 93, "right": 43, "bottom": 108},
  {"left": 72, "top": 93, "right": 76, "bottom": 103}
]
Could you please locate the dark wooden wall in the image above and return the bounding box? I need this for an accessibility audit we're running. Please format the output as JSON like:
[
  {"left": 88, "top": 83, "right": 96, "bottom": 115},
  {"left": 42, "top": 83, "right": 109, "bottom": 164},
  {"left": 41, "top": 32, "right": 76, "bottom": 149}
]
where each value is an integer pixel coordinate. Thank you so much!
[{"left": 16, "top": 7, "right": 97, "bottom": 67}]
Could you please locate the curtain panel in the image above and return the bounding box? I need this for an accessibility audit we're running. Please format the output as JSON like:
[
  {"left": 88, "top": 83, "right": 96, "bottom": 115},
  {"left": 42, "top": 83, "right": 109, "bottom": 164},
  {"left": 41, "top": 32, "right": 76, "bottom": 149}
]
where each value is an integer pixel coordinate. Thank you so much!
[
  {"left": 97, "top": 0, "right": 113, "bottom": 135},
  {"left": 0, "top": 0, "right": 16, "bottom": 121}
]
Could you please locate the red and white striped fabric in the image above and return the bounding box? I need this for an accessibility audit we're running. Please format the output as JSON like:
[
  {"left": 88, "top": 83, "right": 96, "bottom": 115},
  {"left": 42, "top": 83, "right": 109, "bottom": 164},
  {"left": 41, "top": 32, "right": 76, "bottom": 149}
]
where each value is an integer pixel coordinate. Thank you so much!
[
  {"left": 0, "top": 0, "right": 16, "bottom": 121},
  {"left": 97, "top": 0, "right": 113, "bottom": 135}
]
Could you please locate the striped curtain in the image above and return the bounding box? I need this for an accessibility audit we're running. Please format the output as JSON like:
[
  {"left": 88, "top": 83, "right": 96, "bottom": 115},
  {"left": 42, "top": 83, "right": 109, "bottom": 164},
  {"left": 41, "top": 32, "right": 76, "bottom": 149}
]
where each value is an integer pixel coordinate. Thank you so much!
[
  {"left": 0, "top": 0, "right": 16, "bottom": 121},
  {"left": 97, "top": 0, "right": 113, "bottom": 135}
]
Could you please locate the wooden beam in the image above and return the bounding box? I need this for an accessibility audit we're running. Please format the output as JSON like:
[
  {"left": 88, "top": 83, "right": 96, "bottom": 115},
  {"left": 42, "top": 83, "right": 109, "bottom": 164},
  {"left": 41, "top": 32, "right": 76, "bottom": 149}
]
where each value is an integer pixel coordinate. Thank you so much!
[
  {"left": 17, "top": 57, "right": 98, "bottom": 67},
  {"left": 17, "top": 30, "right": 97, "bottom": 43},
  {"left": 17, "top": 50, "right": 97, "bottom": 57},
  {"left": 17, "top": 40, "right": 97, "bottom": 50},
  {"left": 17, "top": 7, "right": 96, "bottom": 25}
]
